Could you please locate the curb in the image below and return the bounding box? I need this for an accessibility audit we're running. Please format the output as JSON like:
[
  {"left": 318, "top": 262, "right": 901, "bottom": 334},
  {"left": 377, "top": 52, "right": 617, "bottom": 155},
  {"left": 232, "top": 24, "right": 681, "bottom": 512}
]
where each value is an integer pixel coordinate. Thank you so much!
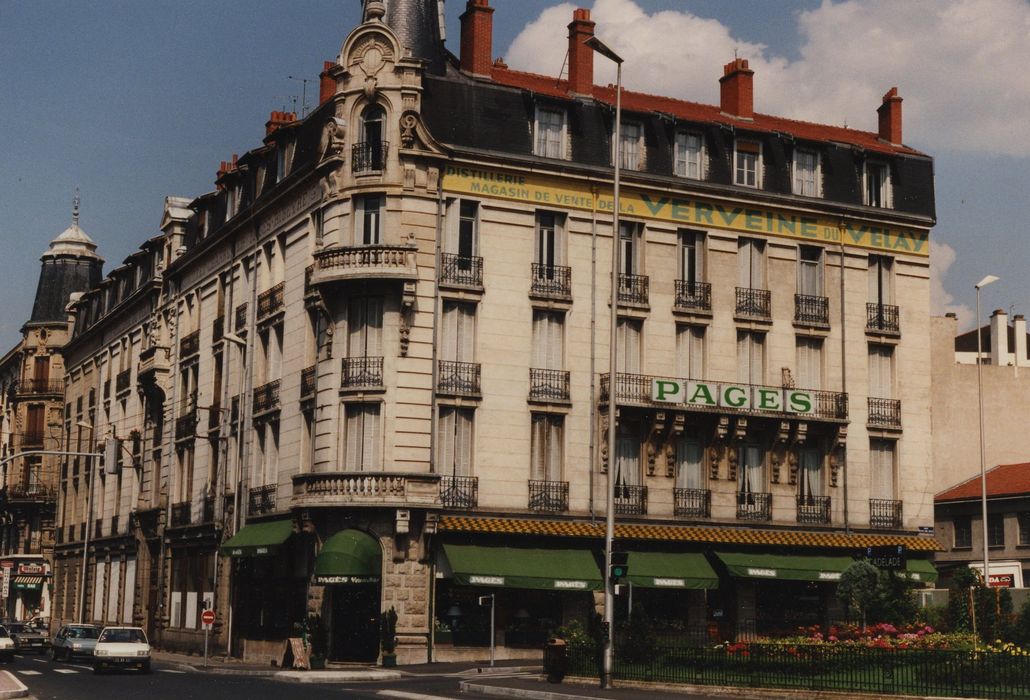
[
  {"left": 460, "top": 679, "right": 603, "bottom": 700},
  {"left": 0, "top": 671, "right": 28, "bottom": 699},
  {"left": 273, "top": 669, "right": 404, "bottom": 683}
]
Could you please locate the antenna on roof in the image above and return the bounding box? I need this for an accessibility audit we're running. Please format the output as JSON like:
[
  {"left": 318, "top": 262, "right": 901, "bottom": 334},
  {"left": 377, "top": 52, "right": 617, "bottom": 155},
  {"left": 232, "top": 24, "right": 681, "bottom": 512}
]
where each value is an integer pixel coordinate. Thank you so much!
[
  {"left": 72, "top": 188, "right": 80, "bottom": 226},
  {"left": 272, "top": 95, "right": 299, "bottom": 113},
  {"left": 287, "top": 76, "right": 311, "bottom": 117},
  {"left": 557, "top": 48, "right": 570, "bottom": 87}
]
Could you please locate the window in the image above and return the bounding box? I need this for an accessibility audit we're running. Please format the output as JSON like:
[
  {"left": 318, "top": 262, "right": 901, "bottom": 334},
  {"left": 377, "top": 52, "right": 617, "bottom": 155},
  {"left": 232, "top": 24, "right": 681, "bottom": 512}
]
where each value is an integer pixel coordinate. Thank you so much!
[
  {"left": 615, "top": 430, "right": 640, "bottom": 488},
  {"left": 798, "top": 447, "right": 823, "bottom": 498},
  {"left": 737, "top": 444, "right": 764, "bottom": 495},
  {"left": 868, "top": 255, "right": 894, "bottom": 304},
  {"left": 798, "top": 246, "right": 823, "bottom": 297},
  {"left": 532, "top": 310, "right": 564, "bottom": 370},
  {"left": 437, "top": 406, "right": 473, "bottom": 475},
  {"left": 737, "top": 237, "right": 765, "bottom": 289},
  {"left": 448, "top": 199, "right": 479, "bottom": 259},
  {"left": 675, "top": 132, "right": 704, "bottom": 179},
  {"left": 343, "top": 403, "right": 381, "bottom": 471},
  {"left": 675, "top": 434, "right": 704, "bottom": 489},
  {"left": 356, "top": 195, "right": 382, "bottom": 245},
  {"left": 793, "top": 149, "right": 820, "bottom": 196},
  {"left": 1020, "top": 512, "right": 1030, "bottom": 546},
  {"left": 347, "top": 297, "right": 383, "bottom": 358},
  {"left": 616, "top": 318, "right": 642, "bottom": 373},
  {"left": 988, "top": 514, "right": 1005, "bottom": 548},
  {"left": 954, "top": 515, "right": 973, "bottom": 549},
  {"left": 535, "top": 211, "right": 564, "bottom": 268},
  {"left": 93, "top": 560, "right": 107, "bottom": 623},
  {"left": 737, "top": 331, "right": 765, "bottom": 385},
  {"left": 619, "top": 122, "right": 642, "bottom": 170},
  {"left": 530, "top": 413, "right": 563, "bottom": 481},
  {"left": 260, "top": 325, "right": 284, "bottom": 384},
  {"left": 869, "top": 439, "right": 896, "bottom": 501},
  {"left": 311, "top": 207, "right": 324, "bottom": 246},
  {"left": 865, "top": 161, "right": 891, "bottom": 207},
  {"left": 734, "top": 140, "right": 761, "bottom": 187},
  {"left": 441, "top": 301, "right": 476, "bottom": 362},
  {"left": 534, "top": 107, "right": 566, "bottom": 159},
  {"left": 257, "top": 422, "right": 279, "bottom": 486},
  {"left": 796, "top": 338, "right": 823, "bottom": 390},
  {"left": 676, "top": 325, "right": 704, "bottom": 379},
  {"left": 679, "top": 230, "right": 704, "bottom": 284},
  {"left": 276, "top": 141, "right": 293, "bottom": 183},
  {"left": 176, "top": 445, "right": 194, "bottom": 504},
  {"left": 359, "top": 105, "right": 386, "bottom": 170},
  {"left": 868, "top": 344, "right": 894, "bottom": 399},
  {"left": 226, "top": 185, "right": 240, "bottom": 221},
  {"left": 619, "top": 221, "right": 643, "bottom": 276}
]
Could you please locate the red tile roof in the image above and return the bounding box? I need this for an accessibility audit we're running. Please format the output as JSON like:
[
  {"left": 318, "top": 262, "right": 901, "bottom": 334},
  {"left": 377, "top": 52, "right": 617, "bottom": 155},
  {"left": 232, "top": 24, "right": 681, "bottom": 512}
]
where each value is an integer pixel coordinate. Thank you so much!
[
  {"left": 935, "top": 462, "right": 1030, "bottom": 502},
  {"left": 489, "top": 66, "right": 925, "bottom": 158}
]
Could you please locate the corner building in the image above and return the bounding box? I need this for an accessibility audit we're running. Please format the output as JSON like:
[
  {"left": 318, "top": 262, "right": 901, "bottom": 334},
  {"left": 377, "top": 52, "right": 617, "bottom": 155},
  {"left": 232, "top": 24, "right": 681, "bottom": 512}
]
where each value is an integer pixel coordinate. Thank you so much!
[{"left": 51, "top": 0, "right": 939, "bottom": 664}]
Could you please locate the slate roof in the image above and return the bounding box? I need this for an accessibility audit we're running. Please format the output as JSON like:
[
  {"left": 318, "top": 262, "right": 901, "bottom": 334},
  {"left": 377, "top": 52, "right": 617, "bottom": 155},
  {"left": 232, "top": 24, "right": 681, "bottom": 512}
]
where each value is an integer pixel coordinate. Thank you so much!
[{"left": 935, "top": 462, "right": 1030, "bottom": 502}]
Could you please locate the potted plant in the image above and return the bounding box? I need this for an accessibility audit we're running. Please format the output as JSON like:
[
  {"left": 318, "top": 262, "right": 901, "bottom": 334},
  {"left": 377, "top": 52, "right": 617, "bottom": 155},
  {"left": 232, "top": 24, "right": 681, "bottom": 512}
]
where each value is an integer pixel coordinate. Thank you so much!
[
  {"left": 380, "top": 606, "right": 398, "bottom": 667},
  {"left": 307, "top": 613, "right": 328, "bottom": 670}
]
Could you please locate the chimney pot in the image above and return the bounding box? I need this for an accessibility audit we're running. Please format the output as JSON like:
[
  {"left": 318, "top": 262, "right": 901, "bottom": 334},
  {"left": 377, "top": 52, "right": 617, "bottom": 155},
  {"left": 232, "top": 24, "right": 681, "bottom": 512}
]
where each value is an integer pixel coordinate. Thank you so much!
[
  {"left": 991, "top": 307, "right": 1009, "bottom": 366},
  {"left": 567, "top": 8, "right": 595, "bottom": 96},
  {"left": 719, "top": 58, "right": 754, "bottom": 119},
  {"left": 877, "top": 86, "right": 903, "bottom": 144},
  {"left": 460, "top": 0, "right": 494, "bottom": 77},
  {"left": 319, "top": 60, "right": 336, "bottom": 105}
]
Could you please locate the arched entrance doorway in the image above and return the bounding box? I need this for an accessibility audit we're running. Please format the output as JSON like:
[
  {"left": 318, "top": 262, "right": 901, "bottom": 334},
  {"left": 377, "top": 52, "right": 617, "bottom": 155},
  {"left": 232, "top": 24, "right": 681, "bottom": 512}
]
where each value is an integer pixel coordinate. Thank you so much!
[{"left": 314, "top": 529, "right": 382, "bottom": 662}]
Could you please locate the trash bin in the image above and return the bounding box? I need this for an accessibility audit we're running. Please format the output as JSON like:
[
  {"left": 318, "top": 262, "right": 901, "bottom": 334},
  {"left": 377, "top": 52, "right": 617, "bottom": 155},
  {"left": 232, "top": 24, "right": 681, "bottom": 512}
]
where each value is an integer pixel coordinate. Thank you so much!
[{"left": 543, "top": 638, "right": 567, "bottom": 683}]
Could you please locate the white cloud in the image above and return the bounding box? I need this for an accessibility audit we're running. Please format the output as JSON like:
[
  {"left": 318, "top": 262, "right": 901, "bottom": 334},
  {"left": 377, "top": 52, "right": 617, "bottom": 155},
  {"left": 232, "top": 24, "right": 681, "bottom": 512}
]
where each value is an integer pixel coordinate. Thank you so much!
[
  {"left": 930, "top": 240, "right": 973, "bottom": 327},
  {"left": 505, "top": 0, "right": 1030, "bottom": 155}
]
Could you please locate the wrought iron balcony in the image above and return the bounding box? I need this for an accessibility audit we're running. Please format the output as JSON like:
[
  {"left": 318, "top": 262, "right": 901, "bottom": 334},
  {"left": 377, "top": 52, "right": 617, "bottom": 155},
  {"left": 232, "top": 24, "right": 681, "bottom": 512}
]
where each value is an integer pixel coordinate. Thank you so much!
[
  {"left": 737, "top": 491, "right": 772, "bottom": 521},
  {"left": 252, "top": 379, "right": 281, "bottom": 416},
  {"left": 22, "top": 431, "right": 45, "bottom": 447},
  {"left": 8, "top": 478, "right": 52, "bottom": 501},
  {"left": 212, "top": 314, "right": 225, "bottom": 343},
  {"left": 600, "top": 372, "right": 848, "bottom": 422},
  {"left": 674, "top": 488, "right": 711, "bottom": 518},
  {"left": 439, "top": 253, "right": 483, "bottom": 288},
  {"left": 94, "top": 518, "right": 103, "bottom": 539},
  {"left": 341, "top": 357, "right": 384, "bottom": 390},
  {"left": 234, "top": 303, "right": 248, "bottom": 332},
  {"left": 292, "top": 472, "right": 442, "bottom": 508},
  {"left": 617, "top": 273, "right": 649, "bottom": 305},
  {"left": 735, "top": 287, "right": 772, "bottom": 319},
  {"left": 202, "top": 494, "right": 216, "bottom": 523},
  {"left": 116, "top": 369, "right": 132, "bottom": 396},
  {"left": 16, "top": 379, "right": 64, "bottom": 396},
  {"left": 528, "top": 480, "right": 569, "bottom": 513},
  {"left": 614, "top": 484, "right": 647, "bottom": 515},
  {"left": 867, "top": 397, "right": 901, "bottom": 429},
  {"left": 674, "top": 280, "right": 712, "bottom": 313},
  {"left": 110, "top": 515, "right": 119, "bottom": 536},
  {"left": 440, "top": 475, "right": 478, "bottom": 509},
  {"left": 248, "top": 484, "right": 277, "bottom": 516},
  {"left": 437, "top": 361, "right": 481, "bottom": 397},
  {"left": 794, "top": 294, "right": 830, "bottom": 326},
  {"left": 257, "top": 282, "right": 285, "bottom": 322},
  {"left": 301, "top": 365, "right": 316, "bottom": 401},
  {"left": 175, "top": 410, "right": 197, "bottom": 442},
  {"left": 207, "top": 402, "right": 222, "bottom": 431},
  {"left": 530, "top": 263, "right": 572, "bottom": 300},
  {"left": 796, "top": 494, "right": 831, "bottom": 524},
  {"left": 310, "top": 245, "right": 418, "bottom": 285},
  {"left": 179, "top": 330, "right": 200, "bottom": 358},
  {"left": 529, "top": 368, "right": 570, "bottom": 402},
  {"left": 352, "top": 140, "right": 388, "bottom": 173},
  {"left": 869, "top": 498, "right": 903, "bottom": 528},
  {"left": 867, "top": 302, "right": 900, "bottom": 334},
  {"left": 171, "top": 501, "right": 191, "bottom": 527}
]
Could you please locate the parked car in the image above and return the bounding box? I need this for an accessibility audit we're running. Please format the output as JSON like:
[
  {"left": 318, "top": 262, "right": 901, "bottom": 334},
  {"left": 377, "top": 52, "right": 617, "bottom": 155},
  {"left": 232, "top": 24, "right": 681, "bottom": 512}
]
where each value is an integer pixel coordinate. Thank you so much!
[
  {"left": 6, "top": 622, "right": 48, "bottom": 654},
  {"left": 50, "top": 624, "right": 101, "bottom": 661},
  {"left": 92, "top": 626, "right": 151, "bottom": 674},
  {"left": 0, "top": 626, "right": 14, "bottom": 662}
]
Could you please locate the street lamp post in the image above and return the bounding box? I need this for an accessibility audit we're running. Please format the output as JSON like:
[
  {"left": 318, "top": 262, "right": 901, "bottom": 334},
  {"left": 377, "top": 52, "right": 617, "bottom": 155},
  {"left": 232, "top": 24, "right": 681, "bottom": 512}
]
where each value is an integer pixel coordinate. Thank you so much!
[
  {"left": 75, "top": 421, "right": 95, "bottom": 624},
  {"left": 975, "top": 274, "right": 999, "bottom": 586},
  {"left": 585, "top": 34, "right": 623, "bottom": 690}
]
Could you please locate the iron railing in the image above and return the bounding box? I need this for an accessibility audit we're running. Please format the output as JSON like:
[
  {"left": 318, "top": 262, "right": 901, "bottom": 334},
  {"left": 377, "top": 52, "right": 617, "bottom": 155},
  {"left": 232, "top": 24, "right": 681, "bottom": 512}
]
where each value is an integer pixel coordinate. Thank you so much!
[
  {"left": 614, "top": 484, "right": 647, "bottom": 515},
  {"left": 116, "top": 369, "right": 132, "bottom": 395},
  {"left": 352, "top": 140, "right": 388, "bottom": 173},
  {"left": 248, "top": 484, "right": 277, "bottom": 516},
  {"left": 21, "top": 431, "right": 44, "bottom": 446},
  {"left": 674, "top": 488, "right": 711, "bottom": 518},
  {"left": 530, "top": 263, "right": 572, "bottom": 299},
  {"left": 735, "top": 287, "right": 772, "bottom": 319},
  {"left": 867, "top": 302, "right": 900, "bottom": 334},
  {"left": 179, "top": 330, "right": 200, "bottom": 358},
  {"left": 529, "top": 368, "right": 570, "bottom": 402},
  {"left": 253, "top": 379, "right": 281, "bottom": 415},
  {"left": 439, "top": 253, "right": 483, "bottom": 288},
  {"left": 174, "top": 411, "right": 197, "bottom": 441},
  {"left": 870, "top": 498, "right": 903, "bottom": 528},
  {"left": 440, "top": 475, "right": 478, "bottom": 509},
  {"left": 674, "top": 280, "right": 712, "bottom": 313},
  {"left": 737, "top": 491, "right": 772, "bottom": 521},
  {"left": 794, "top": 294, "right": 830, "bottom": 325},
  {"left": 301, "top": 365, "right": 316, "bottom": 400},
  {"left": 207, "top": 402, "right": 222, "bottom": 431},
  {"left": 796, "top": 494, "right": 832, "bottom": 524},
  {"left": 257, "top": 282, "right": 285, "bottom": 322},
  {"left": 437, "top": 360, "right": 481, "bottom": 397},
  {"left": 202, "top": 494, "right": 216, "bottom": 523},
  {"left": 234, "top": 303, "right": 248, "bottom": 331},
  {"left": 212, "top": 314, "right": 225, "bottom": 343},
  {"left": 868, "top": 397, "right": 901, "bottom": 428},
  {"left": 341, "top": 356, "right": 384, "bottom": 389},
  {"left": 618, "top": 273, "right": 649, "bottom": 305},
  {"left": 171, "top": 501, "right": 191, "bottom": 527},
  {"left": 528, "top": 480, "right": 569, "bottom": 513},
  {"left": 16, "top": 379, "right": 64, "bottom": 395}
]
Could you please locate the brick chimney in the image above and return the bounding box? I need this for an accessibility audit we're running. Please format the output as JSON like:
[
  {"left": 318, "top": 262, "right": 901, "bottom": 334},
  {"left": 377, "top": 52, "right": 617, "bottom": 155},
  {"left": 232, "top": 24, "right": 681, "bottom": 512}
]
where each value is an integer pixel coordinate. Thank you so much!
[
  {"left": 460, "top": 0, "right": 494, "bottom": 77},
  {"left": 216, "top": 154, "right": 239, "bottom": 186},
  {"left": 991, "top": 308, "right": 1009, "bottom": 366},
  {"left": 319, "top": 61, "right": 336, "bottom": 105},
  {"left": 567, "top": 8, "right": 595, "bottom": 96},
  {"left": 719, "top": 58, "right": 754, "bottom": 119},
  {"left": 265, "top": 111, "right": 296, "bottom": 137},
  {"left": 1015, "top": 315, "right": 1028, "bottom": 367},
  {"left": 877, "top": 87, "right": 903, "bottom": 145}
]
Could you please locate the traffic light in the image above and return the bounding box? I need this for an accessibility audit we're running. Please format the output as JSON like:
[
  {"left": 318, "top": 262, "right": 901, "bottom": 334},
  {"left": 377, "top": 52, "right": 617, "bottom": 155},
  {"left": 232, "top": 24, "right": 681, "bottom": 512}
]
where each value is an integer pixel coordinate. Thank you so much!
[
  {"left": 103, "top": 437, "right": 123, "bottom": 475},
  {"left": 609, "top": 551, "right": 629, "bottom": 583}
]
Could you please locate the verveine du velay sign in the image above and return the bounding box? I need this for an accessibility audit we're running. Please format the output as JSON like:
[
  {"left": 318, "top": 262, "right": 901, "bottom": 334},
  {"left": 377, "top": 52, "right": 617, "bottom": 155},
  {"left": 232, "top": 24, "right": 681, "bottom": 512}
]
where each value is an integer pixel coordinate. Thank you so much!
[{"left": 651, "top": 379, "right": 814, "bottom": 414}]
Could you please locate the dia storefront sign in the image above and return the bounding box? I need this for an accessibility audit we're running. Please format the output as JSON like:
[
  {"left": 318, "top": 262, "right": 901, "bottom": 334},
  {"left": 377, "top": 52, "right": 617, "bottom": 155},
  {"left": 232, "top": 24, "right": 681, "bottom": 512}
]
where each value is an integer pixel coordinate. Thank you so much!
[{"left": 651, "top": 379, "right": 814, "bottom": 414}]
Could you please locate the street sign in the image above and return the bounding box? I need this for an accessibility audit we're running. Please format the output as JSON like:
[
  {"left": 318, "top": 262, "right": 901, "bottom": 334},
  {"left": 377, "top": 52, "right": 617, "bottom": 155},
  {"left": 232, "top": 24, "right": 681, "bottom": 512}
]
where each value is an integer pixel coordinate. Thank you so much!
[
  {"left": 201, "top": 609, "right": 215, "bottom": 627},
  {"left": 866, "top": 545, "right": 906, "bottom": 570}
]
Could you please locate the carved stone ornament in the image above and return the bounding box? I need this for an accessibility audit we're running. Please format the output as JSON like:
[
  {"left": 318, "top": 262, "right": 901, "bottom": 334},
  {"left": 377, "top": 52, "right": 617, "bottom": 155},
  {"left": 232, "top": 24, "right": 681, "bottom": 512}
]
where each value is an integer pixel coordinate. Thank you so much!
[
  {"left": 321, "top": 167, "right": 342, "bottom": 201},
  {"left": 399, "top": 113, "right": 418, "bottom": 149},
  {"left": 320, "top": 117, "right": 347, "bottom": 161},
  {"left": 771, "top": 453, "right": 781, "bottom": 484},
  {"left": 830, "top": 452, "right": 840, "bottom": 487},
  {"left": 788, "top": 451, "right": 800, "bottom": 485},
  {"left": 727, "top": 448, "right": 738, "bottom": 482},
  {"left": 665, "top": 444, "right": 676, "bottom": 478},
  {"left": 708, "top": 446, "right": 720, "bottom": 480}
]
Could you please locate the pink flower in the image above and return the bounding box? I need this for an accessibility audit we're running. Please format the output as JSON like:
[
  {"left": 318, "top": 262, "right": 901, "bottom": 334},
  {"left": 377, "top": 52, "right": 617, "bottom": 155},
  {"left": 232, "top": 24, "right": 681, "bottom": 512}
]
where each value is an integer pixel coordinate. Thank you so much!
[{"left": 828, "top": 636, "right": 838, "bottom": 642}]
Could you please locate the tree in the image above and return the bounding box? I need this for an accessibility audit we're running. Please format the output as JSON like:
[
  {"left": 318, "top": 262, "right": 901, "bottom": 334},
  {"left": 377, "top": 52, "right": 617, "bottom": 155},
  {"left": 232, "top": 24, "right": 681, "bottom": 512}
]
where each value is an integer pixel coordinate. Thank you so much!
[{"left": 838, "top": 561, "right": 879, "bottom": 629}]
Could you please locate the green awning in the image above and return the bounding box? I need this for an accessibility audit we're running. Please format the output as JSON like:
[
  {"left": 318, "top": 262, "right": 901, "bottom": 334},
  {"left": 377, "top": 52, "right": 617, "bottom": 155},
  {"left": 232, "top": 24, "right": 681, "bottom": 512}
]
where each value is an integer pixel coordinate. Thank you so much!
[
  {"left": 716, "top": 552, "right": 856, "bottom": 582},
  {"left": 314, "top": 529, "right": 381, "bottom": 585},
  {"left": 442, "top": 543, "right": 603, "bottom": 591},
  {"left": 625, "top": 552, "right": 718, "bottom": 589},
  {"left": 900, "top": 559, "right": 939, "bottom": 584},
  {"left": 11, "top": 576, "right": 43, "bottom": 591},
  {"left": 219, "top": 519, "right": 293, "bottom": 557}
]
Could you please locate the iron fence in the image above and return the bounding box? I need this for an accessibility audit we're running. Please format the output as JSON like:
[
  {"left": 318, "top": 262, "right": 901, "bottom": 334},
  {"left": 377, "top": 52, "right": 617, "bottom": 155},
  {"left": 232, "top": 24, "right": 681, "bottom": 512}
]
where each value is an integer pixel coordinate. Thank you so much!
[
  {"left": 736, "top": 491, "right": 772, "bottom": 521},
  {"left": 440, "top": 253, "right": 483, "bottom": 288},
  {"left": 437, "top": 360, "right": 481, "bottom": 397},
  {"left": 618, "top": 273, "right": 649, "bottom": 305},
  {"left": 529, "top": 368, "right": 570, "bottom": 402},
  {"left": 257, "top": 282, "right": 285, "bottom": 321},
  {"left": 867, "top": 302, "right": 900, "bottom": 334},
  {"left": 341, "top": 356, "right": 384, "bottom": 389},
  {"left": 253, "top": 379, "right": 281, "bottom": 415},
  {"left": 796, "top": 494, "right": 831, "bottom": 524},
  {"left": 870, "top": 498, "right": 903, "bottom": 528},
  {"left": 868, "top": 397, "right": 901, "bottom": 428},
  {"left": 673, "top": 488, "right": 710, "bottom": 518},
  {"left": 440, "top": 475, "right": 478, "bottom": 509},
  {"left": 248, "top": 484, "right": 277, "bottom": 516},
  {"left": 794, "top": 294, "right": 830, "bottom": 325},
  {"left": 235, "top": 302, "right": 248, "bottom": 331},
  {"left": 735, "top": 287, "right": 771, "bottom": 319},
  {"left": 531, "top": 263, "right": 572, "bottom": 299},
  {"left": 17, "top": 379, "right": 65, "bottom": 395},
  {"left": 528, "top": 480, "right": 569, "bottom": 513},
  {"left": 674, "top": 280, "right": 712, "bottom": 313},
  {"left": 352, "top": 140, "right": 388, "bottom": 173},
  {"left": 614, "top": 484, "right": 647, "bottom": 515},
  {"left": 301, "top": 365, "right": 317, "bottom": 400}
]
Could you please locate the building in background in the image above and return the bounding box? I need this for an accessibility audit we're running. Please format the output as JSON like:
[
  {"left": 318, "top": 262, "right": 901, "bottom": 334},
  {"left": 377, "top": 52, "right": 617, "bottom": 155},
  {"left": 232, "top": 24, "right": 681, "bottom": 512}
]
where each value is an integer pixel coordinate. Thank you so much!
[
  {"left": 50, "top": 0, "right": 939, "bottom": 663},
  {"left": 0, "top": 200, "right": 103, "bottom": 622}
]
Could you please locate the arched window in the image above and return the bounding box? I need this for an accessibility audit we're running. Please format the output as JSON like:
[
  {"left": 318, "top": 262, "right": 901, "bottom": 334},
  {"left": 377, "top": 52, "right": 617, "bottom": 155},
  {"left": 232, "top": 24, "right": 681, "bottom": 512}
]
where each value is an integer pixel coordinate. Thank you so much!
[{"left": 355, "top": 105, "right": 386, "bottom": 172}]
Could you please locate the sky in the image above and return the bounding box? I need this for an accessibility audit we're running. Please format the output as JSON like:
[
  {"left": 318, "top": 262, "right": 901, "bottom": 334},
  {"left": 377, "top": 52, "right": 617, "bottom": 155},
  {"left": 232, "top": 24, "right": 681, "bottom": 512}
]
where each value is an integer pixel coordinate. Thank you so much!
[{"left": 2, "top": 0, "right": 1028, "bottom": 350}]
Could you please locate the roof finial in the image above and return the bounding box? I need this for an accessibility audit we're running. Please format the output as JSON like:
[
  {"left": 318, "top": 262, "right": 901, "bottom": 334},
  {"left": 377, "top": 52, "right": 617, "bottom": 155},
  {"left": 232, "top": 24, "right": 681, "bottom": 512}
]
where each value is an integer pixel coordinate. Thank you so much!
[{"left": 72, "top": 188, "right": 80, "bottom": 227}]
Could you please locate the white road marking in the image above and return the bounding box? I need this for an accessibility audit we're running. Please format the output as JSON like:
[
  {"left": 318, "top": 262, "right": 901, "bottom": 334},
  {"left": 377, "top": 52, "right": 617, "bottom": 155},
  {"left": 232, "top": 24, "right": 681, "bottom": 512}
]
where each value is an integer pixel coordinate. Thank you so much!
[
  {"left": 31, "top": 657, "right": 47, "bottom": 663},
  {"left": 377, "top": 691, "right": 463, "bottom": 700},
  {"left": 16, "top": 670, "right": 41, "bottom": 675},
  {"left": 70, "top": 664, "right": 92, "bottom": 670},
  {"left": 159, "top": 669, "right": 186, "bottom": 674},
  {"left": 54, "top": 669, "right": 79, "bottom": 674}
]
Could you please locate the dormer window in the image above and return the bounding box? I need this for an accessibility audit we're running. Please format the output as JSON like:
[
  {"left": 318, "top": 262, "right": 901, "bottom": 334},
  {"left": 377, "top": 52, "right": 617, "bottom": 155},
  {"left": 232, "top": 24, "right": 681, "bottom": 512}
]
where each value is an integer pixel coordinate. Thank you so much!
[
  {"left": 864, "top": 161, "right": 891, "bottom": 208},
  {"left": 734, "top": 139, "right": 761, "bottom": 188},
  {"left": 225, "top": 185, "right": 240, "bottom": 221},
  {"left": 674, "top": 132, "right": 704, "bottom": 179},
  {"left": 276, "top": 140, "right": 293, "bottom": 183},
  {"left": 355, "top": 105, "right": 386, "bottom": 173},
  {"left": 619, "top": 122, "right": 643, "bottom": 170},
  {"left": 534, "top": 107, "right": 566, "bottom": 159},
  {"left": 793, "top": 149, "right": 821, "bottom": 197}
]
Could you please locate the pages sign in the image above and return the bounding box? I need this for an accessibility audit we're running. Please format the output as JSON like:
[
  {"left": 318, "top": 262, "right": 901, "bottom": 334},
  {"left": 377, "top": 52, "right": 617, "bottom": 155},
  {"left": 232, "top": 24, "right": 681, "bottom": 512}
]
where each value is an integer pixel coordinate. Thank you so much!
[{"left": 651, "top": 379, "right": 814, "bottom": 414}]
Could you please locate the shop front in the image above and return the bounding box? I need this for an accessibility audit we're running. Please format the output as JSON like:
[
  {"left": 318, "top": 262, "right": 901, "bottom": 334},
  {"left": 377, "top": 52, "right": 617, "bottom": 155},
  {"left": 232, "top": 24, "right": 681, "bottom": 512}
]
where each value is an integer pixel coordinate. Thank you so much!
[
  {"left": 617, "top": 551, "right": 718, "bottom": 640},
  {"left": 2, "top": 558, "right": 49, "bottom": 622},
  {"left": 312, "top": 528, "right": 382, "bottom": 662}
]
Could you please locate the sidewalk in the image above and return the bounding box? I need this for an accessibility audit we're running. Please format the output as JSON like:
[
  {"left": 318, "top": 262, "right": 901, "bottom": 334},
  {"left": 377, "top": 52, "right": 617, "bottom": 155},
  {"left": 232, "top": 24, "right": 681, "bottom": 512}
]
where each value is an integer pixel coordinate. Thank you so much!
[{"left": 0, "top": 671, "right": 27, "bottom": 700}]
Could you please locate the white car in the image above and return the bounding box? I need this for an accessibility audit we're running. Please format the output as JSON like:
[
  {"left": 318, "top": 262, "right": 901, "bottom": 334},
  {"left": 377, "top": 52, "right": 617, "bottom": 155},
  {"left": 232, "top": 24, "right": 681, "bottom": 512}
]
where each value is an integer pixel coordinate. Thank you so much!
[
  {"left": 92, "top": 626, "right": 151, "bottom": 674},
  {"left": 0, "top": 626, "right": 14, "bottom": 662}
]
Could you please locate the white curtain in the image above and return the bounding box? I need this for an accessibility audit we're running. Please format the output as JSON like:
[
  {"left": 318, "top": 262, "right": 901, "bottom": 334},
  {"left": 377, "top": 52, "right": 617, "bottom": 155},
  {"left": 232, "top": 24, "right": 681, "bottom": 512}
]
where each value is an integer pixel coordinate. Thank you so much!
[
  {"left": 442, "top": 301, "right": 476, "bottom": 362},
  {"left": 868, "top": 255, "right": 893, "bottom": 303},
  {"left": 680, "top": 230, "right": 703, "bottom": 283},
  {"left": 348, "top": 297, "right": 383, "bottom": 357},
  {"left": 531, "top": 414, "right": 563, "bottom": 481},
  {"left": 737, "top": 331, "right": 765, "bottom": 385},
  {"left": 798, "top": 247, "right": 822, "bottom": 296},
  {"left": 344, "top": 404, "right": 381, "bottom": 471},
  {"left": 738, "top": 237, "right": 765, "bottom": 288},
  {"left": 536, "top": 108, "right": 564, "bottom": 159},
  {"left": 799, "top": 448, "right": 823, "bottom": 498},
  {"left": 675, "top": 133, "right": 702, "bottom": 179},
  {"left": 796, "top": 338, "right": 823, "bottom": 390},
  {"left": 676, "top": 435, "right": 704, "bottom": 489},
  {"left": 619, "top": 122, "right": 641, "bottom": 170},
  {"left": 737, "top": 445, "right": 764, "bottom": 494},
  {"left": 677, "top": 325, "right": 704, "bottom": 379},
  {"left": 616, "top": 319, "right": 642, "bottom": 373},
  {"left": 437, "top": 407, "right": 473, "bottom": 476},
  {"left": 870, "top": 439, "right": 895, "bottom": 500},
  {"left": 615, "top": 435, "right": 639, "bottom": 487},
  {"left": 868, "top": 345, "right": 893, "bottom": 398},
  {"left": 619, "top": 222, "right": 638, "bottom": 276},
  {"left": 536, "top": 211, "right": 562, "bottom": 266},
  {"left": 532, "top": 311, "right": 564, "bottom": 370}
]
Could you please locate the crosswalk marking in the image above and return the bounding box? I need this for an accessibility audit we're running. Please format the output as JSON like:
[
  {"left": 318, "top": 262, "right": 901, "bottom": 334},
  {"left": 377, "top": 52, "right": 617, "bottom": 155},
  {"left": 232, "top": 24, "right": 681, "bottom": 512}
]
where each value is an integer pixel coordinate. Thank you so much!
[
  {"left": 54, "top": 669, "right": 78, "bottom": 674},
  {"left": 30, "top": 657, "right": 47, "bottom": 663},
  {"left": 17, "top": 670, "right": 41, "bottom": 676},
  {"left": 70, "top": 664, "right": 92, "bottom": 670}
]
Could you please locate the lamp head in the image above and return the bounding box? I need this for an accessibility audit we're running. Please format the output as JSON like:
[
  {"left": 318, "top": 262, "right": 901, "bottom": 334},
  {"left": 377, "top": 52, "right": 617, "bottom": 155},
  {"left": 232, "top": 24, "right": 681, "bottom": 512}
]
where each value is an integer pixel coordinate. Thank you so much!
[
  {"left": 585, "top": 36, "right": 624, "bottom": 65},
  {"left": 976, "top": 275, "right": 999, "bottom": 290}
]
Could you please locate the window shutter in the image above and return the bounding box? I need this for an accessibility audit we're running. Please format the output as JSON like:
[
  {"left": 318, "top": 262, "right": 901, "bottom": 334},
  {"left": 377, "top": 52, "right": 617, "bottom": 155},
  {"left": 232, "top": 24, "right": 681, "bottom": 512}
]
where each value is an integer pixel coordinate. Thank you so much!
[
  {"left": 676, "top": 436, "right": 703, "bottom": 489},
  {"left": 367, "top": 297, "right": 383, "bottom": 356},
  {"left": 437, "top": 408, "right": 455, "bottom": 475},
  {"left": 458, "top": 303, "right": 476, "bottom": 363},
  {"left": 344, "top": 406, "right": 360, "bottom": 471},
  {"left": 455, "top": 409, "right": 473, "bottom": 476},
  {"left": 530, "top": 415, "right": 546, "bottom": 481},
  {"left": 546, "top": 416, "right": 563, "bottom": 481},
  {"left": 362, "top": 404, "right": 380, "bottom": 471}
]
